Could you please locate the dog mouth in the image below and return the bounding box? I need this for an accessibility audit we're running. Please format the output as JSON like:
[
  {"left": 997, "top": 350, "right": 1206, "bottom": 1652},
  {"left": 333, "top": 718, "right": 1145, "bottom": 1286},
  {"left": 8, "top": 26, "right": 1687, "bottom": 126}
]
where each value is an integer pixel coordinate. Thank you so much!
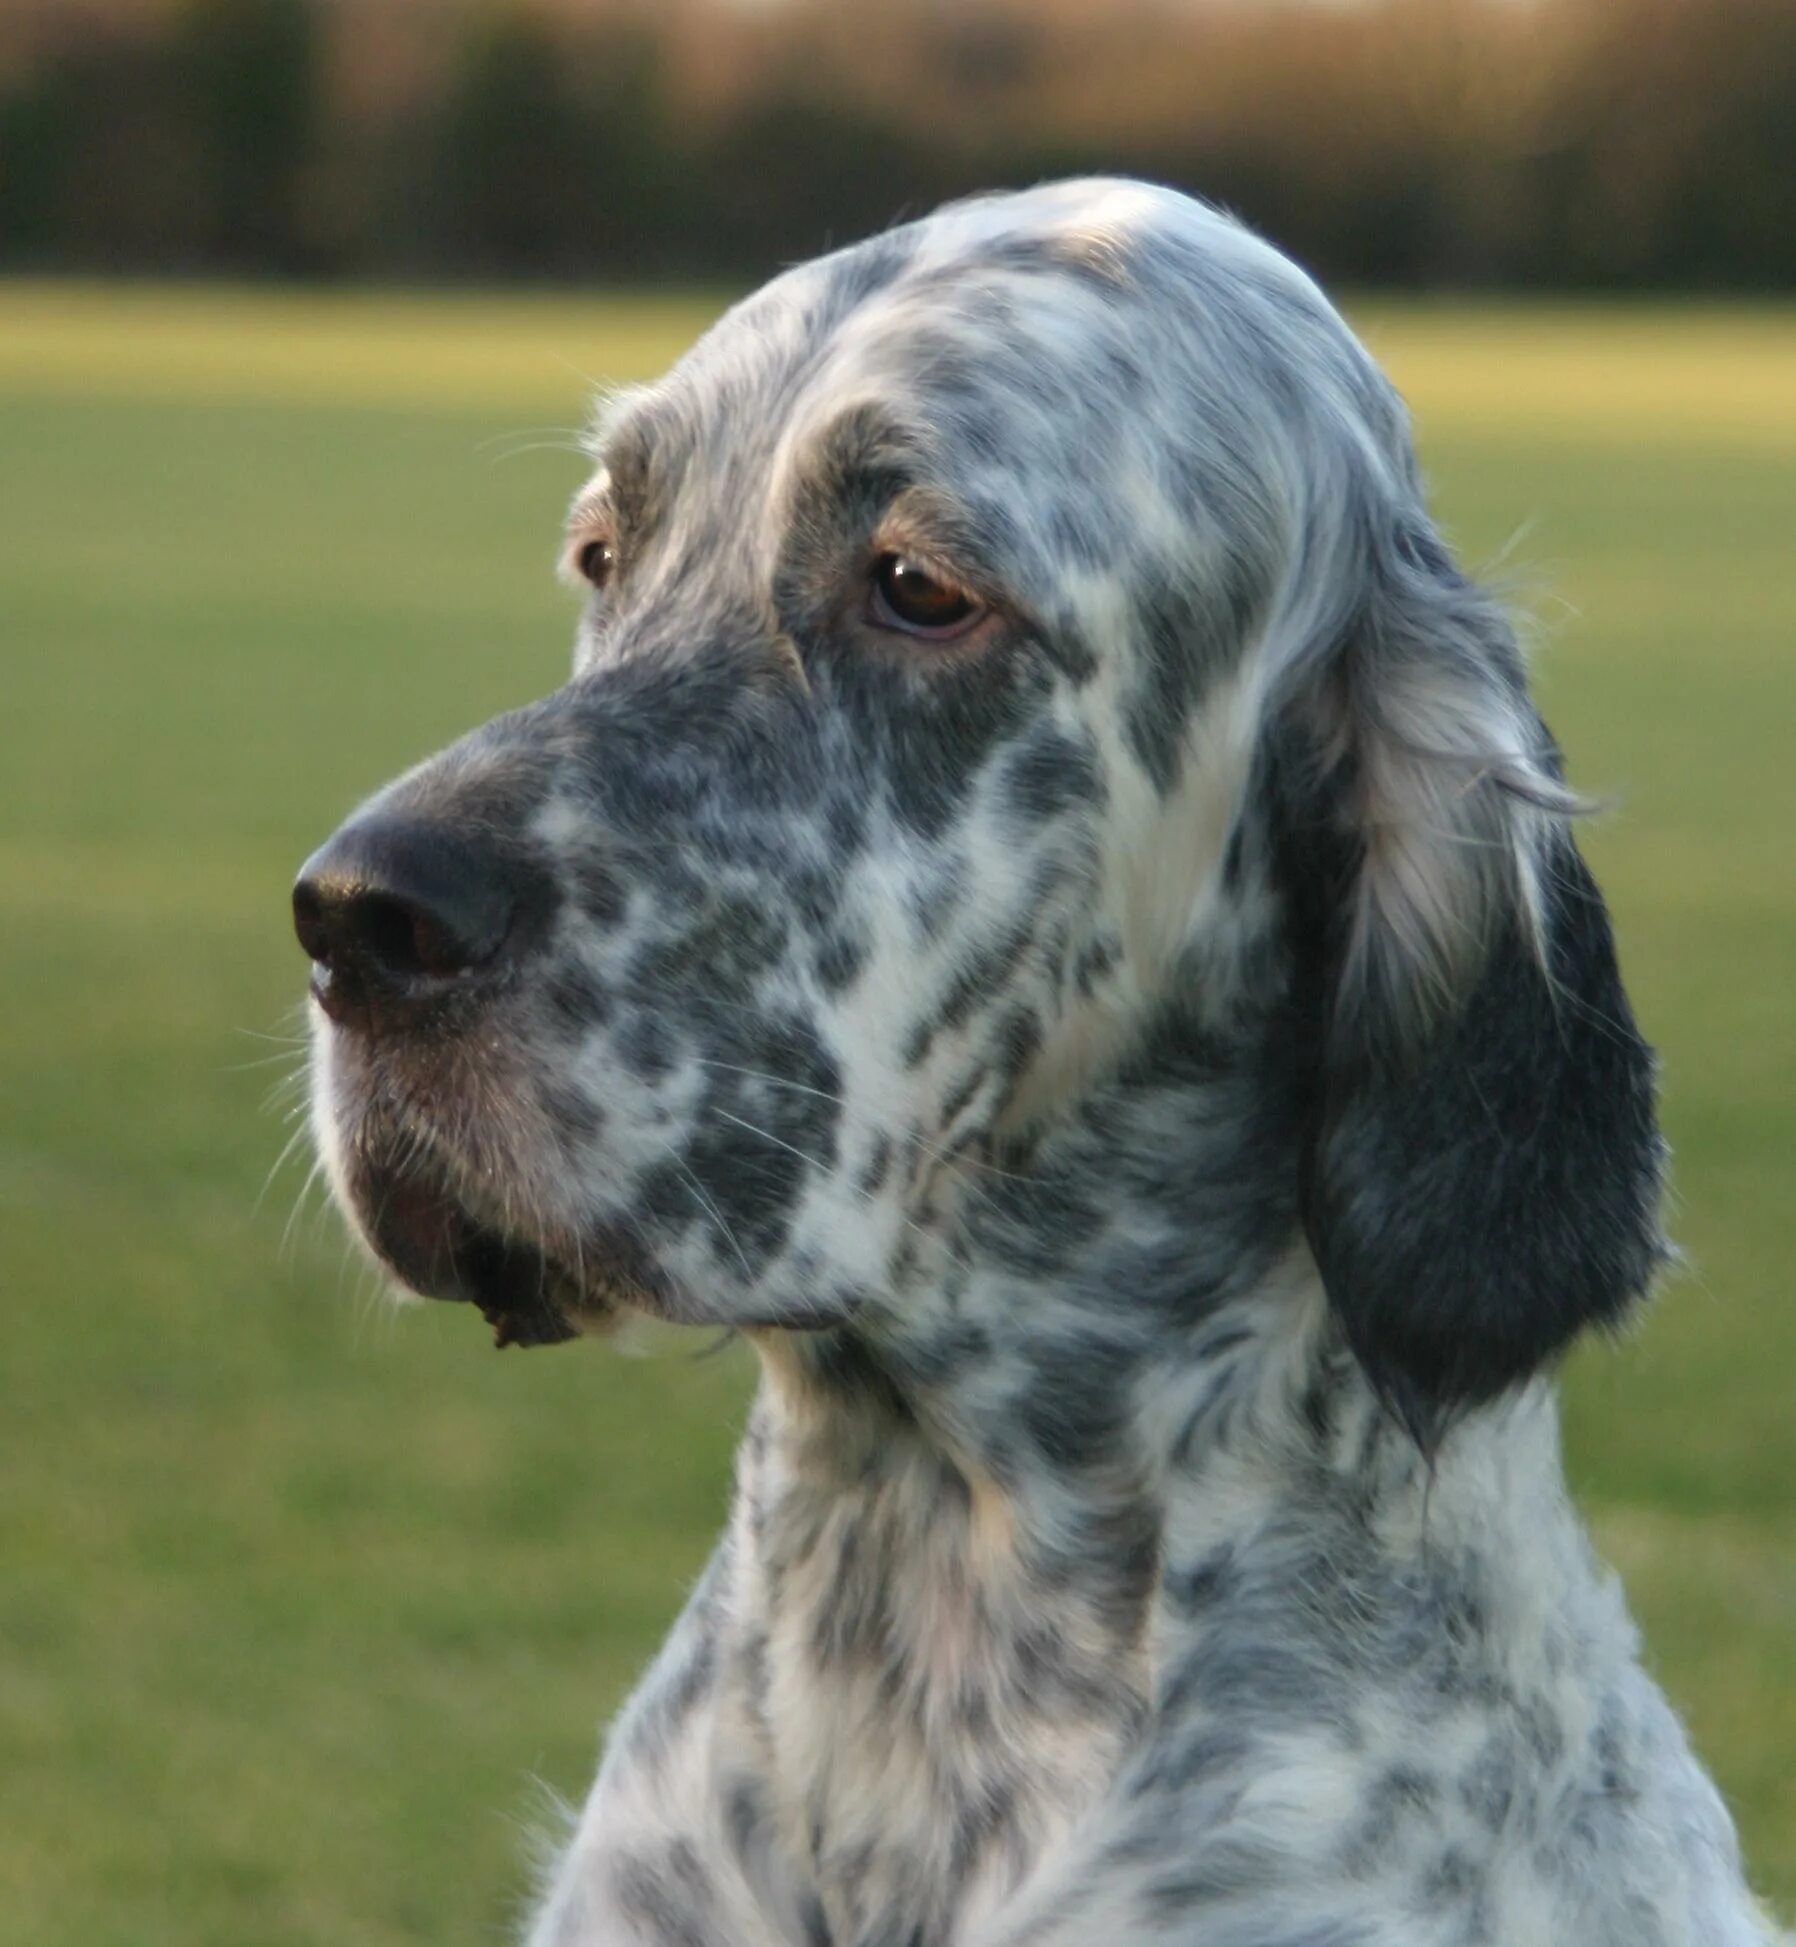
[{"left": 356, "top": 1163, "right": 649, "bottom": 1349}]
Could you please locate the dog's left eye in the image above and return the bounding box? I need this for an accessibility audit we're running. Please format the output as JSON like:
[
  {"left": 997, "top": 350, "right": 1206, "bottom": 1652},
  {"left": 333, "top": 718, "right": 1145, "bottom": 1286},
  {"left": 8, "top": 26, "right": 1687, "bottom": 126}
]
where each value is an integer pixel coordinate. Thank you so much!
[
  {"left": 868, "top": 554, "right": 981, "bottom": 639},
  {"left": 577, "top": 538, "right": 617, "bottom": 590}
]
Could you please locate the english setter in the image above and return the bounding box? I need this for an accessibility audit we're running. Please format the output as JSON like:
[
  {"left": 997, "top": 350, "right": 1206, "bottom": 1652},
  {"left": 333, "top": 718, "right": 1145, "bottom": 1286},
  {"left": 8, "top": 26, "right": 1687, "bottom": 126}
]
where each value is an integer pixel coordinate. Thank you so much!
[{"left": 293, "top": 181, "right": 1777, "bottom": 1945}]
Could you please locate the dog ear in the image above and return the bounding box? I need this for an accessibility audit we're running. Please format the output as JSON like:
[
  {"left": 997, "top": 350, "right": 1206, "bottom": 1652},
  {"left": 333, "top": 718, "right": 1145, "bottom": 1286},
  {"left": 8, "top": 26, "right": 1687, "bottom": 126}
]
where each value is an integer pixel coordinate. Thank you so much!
[{"left": 1275, "top": 519, "right": 1667, "bottom": 1449}]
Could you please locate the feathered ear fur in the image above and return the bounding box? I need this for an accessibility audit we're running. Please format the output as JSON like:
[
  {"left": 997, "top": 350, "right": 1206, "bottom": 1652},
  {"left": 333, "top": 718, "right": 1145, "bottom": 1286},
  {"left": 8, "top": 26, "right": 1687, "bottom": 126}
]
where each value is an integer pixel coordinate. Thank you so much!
[{"left": 1275, "top": 518, "right": 1667, "bottom": 1448}]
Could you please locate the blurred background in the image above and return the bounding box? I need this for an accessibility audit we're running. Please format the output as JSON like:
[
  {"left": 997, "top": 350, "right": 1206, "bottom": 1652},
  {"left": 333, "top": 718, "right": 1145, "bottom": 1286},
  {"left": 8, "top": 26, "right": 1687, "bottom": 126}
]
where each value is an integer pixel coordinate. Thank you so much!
[
  {"left": 0, "top": 1, "right": 1791, "bottom": 1941},
  {"left": 4, "top": 0, "right": 1796, "bottom": 286}
]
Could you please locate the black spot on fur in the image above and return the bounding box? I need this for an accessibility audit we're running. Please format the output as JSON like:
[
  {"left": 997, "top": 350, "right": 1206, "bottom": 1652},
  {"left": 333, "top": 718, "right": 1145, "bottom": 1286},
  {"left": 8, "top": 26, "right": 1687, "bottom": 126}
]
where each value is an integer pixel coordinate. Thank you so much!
[
  {"left": 813, "top": 926, "right": 868, "bottom": 993},
  {"left": 677, "top": 1016, "right": 841, "bottom": 1273},
  {"left": 543, "top": 960, "right": 613, "bottom": 1033},
  {"left": 999, "top": 728, "right": 1107, "bottom": 826},
  {"left": 1163, "top": 1546, "right": 1236, "bottom": 1616},
  {"left": 638, "top": 898, "right": 789, "bottom": 1003},
  {"left": 570, "top": 856, "right": 628, "bottom": 927},
  {"left": 618, "top": 1008, "right": 679, "bottom": 1084},
  {"left": 1124, "top": 560, "right": 1262, "bottom": 793},
  {"left": 611, "top": 1840, "right": 714, "bottom": 1947},
  {"left": 856, "top": 1133, "right": 893, "bottom": 1198},
  {"left": 905, "top": 917, "right": 1040, "bottom": 1070},
  {"left": 1074, "top": 931, "right": 1121, "bottom": 996},
  {"left": 820, "top": 230, "right": 918, "bottom": 320}
]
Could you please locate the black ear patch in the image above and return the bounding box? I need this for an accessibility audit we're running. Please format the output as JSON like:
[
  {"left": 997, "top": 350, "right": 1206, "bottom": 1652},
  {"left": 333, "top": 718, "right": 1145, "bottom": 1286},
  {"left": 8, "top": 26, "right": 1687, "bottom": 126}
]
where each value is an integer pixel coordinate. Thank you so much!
[{"left": 1298, "top": 829, "right": 1666, "bottom": 1448}]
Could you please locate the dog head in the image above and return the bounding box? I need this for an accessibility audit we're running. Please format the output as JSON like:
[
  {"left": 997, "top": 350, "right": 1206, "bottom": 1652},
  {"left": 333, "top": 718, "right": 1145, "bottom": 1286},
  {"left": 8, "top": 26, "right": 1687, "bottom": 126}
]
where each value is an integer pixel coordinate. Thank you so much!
[{"left": 296, "top": 180, "right": 1662, "bottom": 1432}]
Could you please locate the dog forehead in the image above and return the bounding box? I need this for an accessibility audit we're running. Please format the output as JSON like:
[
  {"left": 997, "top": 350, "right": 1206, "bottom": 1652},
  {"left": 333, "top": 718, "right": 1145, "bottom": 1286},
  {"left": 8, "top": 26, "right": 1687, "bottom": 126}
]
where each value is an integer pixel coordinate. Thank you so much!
[
  {"left": 796, "top": 206, "right": 1176, "bottom": 449},
  {"left": 587, "top": 181, "right": 1217, "bottom": 486}
]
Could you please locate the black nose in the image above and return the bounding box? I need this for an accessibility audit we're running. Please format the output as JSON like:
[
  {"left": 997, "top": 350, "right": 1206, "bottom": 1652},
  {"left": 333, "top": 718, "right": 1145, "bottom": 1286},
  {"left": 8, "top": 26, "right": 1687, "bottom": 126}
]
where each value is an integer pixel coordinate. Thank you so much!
[{"left": 293, "top": 817, "right": 530, "bottom": 1030}]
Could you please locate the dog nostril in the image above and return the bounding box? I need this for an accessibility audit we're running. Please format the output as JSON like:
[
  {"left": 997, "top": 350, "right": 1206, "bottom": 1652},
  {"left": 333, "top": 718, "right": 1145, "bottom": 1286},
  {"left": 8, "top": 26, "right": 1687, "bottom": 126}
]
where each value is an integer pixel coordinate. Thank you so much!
[
  {"left": 292, "top": 816, "right": 542, "bottom": 1027},
  {"left": 354, "top": 891, "right": 469, "bottom": 980},
  {"left": 291, "top": 879, "right": 334, "bottom": 969}
]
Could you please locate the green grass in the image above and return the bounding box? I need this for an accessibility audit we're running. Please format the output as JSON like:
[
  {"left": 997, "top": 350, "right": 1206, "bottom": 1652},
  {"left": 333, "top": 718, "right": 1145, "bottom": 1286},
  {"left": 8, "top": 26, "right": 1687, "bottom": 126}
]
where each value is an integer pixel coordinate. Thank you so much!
[{"left": 1, "top": 285, "right": 1791, "bottom": 1942}]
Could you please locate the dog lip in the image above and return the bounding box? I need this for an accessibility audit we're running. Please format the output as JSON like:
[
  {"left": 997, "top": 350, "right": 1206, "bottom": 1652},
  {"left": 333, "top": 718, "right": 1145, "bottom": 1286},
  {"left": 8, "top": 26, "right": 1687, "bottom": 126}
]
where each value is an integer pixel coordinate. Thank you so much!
[
  {"left": 457, "top": 1229, "right": 583, "bottom": 1348},
  {"left": 360, "top": 1169, "right": 582, "bottom": 1348}
]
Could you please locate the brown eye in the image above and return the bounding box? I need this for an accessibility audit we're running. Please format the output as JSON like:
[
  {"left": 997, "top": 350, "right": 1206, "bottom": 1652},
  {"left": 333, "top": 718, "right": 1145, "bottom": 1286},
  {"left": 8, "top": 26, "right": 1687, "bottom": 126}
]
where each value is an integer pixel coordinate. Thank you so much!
[
  {"left": 869, "top": 553, "right": 980, "bottom": 638},
  {"left": 577, "top": 538, "right": 616, "bottom": 590}
]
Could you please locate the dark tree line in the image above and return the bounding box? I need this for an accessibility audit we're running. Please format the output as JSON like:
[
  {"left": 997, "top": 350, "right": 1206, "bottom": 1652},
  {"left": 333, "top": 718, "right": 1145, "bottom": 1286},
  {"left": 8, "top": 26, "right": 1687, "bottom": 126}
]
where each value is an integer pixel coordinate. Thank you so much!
[{"left": 2, "top": 0, "right": 1792, "bottom": 289}]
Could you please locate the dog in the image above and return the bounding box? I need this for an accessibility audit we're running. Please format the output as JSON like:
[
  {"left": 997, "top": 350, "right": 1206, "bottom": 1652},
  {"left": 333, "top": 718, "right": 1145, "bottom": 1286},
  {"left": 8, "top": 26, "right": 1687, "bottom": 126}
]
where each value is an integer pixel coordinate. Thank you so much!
[{"left": 294, "top": 180, "right": 1776, "bottom": 1945}]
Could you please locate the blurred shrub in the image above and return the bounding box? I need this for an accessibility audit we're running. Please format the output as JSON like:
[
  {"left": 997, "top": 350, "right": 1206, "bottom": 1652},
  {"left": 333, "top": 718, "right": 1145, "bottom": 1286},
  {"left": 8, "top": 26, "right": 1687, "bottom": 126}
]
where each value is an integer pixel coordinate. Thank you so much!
[
  {"left": 0, "top": 0, "right": 322, "bottom": 272},
  {"left": 1, "top": 0, "right": 1792, "bottom": 288}
]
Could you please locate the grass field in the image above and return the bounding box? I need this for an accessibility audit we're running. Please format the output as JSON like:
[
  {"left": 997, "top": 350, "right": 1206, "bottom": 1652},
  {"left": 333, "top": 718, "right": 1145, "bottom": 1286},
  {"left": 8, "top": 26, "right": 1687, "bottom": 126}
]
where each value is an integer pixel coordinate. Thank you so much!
[{"left": 0, "top": 284, "right": 1791, "bottom": 1944}]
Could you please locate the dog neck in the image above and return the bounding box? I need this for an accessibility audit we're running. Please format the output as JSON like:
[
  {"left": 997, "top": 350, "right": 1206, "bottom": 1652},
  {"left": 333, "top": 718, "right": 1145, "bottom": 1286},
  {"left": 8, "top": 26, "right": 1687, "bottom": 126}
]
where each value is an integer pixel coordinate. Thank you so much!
[
  {"left": 728, "top": 1020, "right": 1600, "bottom": 1936},
  {"left": 760, "top": 1006, "right": 1331, "bottom": 1484},
  {"left": 741, "top": 1014, "right": 1390, "bottom": 1697},
  {"left": 749, "top": 994, "right": 1592, "bottom": 1642}
]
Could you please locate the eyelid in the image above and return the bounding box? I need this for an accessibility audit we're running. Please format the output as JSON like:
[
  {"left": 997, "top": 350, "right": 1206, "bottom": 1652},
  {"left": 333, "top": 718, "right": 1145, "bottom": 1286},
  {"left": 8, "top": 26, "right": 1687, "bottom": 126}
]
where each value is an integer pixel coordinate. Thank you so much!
[
  {"left": 865, "top": 480, "right": 1012, "bottom": 603},
  {"left": 865, "top": 529, "right": 991, "bottom": 609}
]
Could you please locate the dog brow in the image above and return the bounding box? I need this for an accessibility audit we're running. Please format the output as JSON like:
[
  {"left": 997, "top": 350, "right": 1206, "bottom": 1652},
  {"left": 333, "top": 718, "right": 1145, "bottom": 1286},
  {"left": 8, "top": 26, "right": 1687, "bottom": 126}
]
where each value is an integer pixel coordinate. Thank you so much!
[
  {"left": 800, "top": 400, "right": 937, "bottom": 483},
  {"left": 784, "top": 403, "right": 998, "bottom": 569},
  {"left": 575, "top": 390, "right": 677, "bottom": 544},
  {"left": 584, "top": 381, "right": 659, "bottom": 456}
]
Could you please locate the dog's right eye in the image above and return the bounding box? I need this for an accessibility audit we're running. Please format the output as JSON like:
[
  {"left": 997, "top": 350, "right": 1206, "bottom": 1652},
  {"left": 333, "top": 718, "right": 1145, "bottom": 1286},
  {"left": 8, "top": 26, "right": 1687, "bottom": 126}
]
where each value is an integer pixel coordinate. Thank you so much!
[
  {"left": 577, "top": 539, "right": 617, "bottom": 590},
  {"left": 868, "top": 554, "right": 981, "bottom": 640}
]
